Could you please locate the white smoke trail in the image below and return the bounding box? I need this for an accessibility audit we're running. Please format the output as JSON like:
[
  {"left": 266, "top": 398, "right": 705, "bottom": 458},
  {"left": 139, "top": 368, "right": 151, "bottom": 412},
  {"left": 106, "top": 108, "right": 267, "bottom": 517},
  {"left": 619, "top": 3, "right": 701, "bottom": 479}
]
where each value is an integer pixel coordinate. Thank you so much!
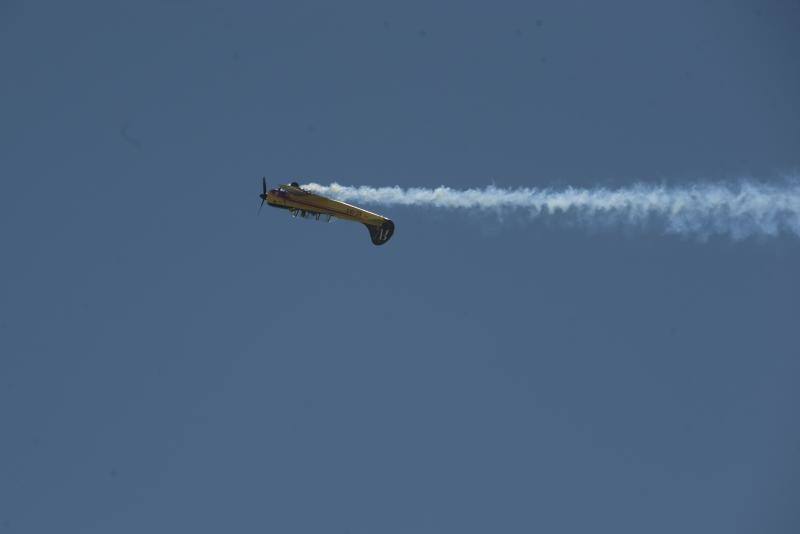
[{"left": 303, "top": 180, "right": 800, "bottom": 239}]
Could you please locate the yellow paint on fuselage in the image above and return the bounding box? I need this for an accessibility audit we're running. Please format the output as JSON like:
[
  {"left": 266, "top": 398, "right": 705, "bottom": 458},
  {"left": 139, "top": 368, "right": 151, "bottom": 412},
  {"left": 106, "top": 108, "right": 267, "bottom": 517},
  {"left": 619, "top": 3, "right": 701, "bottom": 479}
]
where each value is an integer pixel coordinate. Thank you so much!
[{"left": 266, "top": 184, "right": 388, "bottom": 226}]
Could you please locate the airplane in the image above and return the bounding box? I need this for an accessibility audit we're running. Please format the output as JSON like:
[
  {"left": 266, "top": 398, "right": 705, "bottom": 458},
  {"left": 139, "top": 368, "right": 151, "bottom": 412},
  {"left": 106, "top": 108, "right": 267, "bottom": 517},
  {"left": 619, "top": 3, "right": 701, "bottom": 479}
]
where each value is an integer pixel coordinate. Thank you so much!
[{"left": 258, "top": 178, "right": 395, "bottom": 245}]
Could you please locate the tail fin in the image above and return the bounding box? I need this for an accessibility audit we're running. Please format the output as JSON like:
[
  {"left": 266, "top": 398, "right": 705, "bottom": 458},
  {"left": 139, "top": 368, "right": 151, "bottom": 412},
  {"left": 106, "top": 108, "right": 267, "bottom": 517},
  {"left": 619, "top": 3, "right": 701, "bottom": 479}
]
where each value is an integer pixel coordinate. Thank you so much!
[{"left": 365, "top": 220, "right": 395, "bottom": 246}]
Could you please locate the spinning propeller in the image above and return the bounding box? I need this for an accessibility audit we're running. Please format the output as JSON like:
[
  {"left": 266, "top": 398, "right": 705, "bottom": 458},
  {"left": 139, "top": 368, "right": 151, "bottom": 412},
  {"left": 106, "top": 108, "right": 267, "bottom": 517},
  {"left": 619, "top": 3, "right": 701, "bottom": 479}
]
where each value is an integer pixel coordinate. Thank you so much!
[{"left": 258, "top": 177, "right": 267, "bottom": 214}]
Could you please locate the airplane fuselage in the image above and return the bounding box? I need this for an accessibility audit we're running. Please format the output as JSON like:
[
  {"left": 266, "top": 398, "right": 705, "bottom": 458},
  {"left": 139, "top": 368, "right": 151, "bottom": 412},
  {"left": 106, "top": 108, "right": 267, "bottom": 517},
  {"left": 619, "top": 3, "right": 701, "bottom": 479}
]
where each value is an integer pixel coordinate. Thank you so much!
[
  {"left": 265, "top": 183, "right": 395, "bottom": 245},
  {"left": 267, "top": 187, "right": 383, "bottom": 225}
]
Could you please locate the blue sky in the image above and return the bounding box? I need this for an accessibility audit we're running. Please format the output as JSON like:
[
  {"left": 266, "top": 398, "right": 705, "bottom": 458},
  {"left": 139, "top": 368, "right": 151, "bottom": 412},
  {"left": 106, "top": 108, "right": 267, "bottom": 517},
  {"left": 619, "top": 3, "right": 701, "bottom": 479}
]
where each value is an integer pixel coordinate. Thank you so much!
[{"left": 1, "top": 1, "right": 799, "bottom": 532}]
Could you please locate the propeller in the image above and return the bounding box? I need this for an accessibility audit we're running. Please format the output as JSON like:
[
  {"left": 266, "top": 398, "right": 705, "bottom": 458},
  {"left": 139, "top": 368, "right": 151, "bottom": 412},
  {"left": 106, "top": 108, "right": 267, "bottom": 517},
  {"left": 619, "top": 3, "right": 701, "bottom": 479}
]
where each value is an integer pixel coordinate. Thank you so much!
[{"left": 258, "top": 177, "right": 267, "bottom": 214}]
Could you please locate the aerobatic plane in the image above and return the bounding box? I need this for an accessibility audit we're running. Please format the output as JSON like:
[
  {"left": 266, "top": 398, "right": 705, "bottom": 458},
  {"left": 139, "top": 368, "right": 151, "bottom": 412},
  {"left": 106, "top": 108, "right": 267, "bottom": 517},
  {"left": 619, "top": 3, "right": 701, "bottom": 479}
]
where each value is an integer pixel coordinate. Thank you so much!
[{"left": 258, "top": 178, "right": 395, "bottom": 245}]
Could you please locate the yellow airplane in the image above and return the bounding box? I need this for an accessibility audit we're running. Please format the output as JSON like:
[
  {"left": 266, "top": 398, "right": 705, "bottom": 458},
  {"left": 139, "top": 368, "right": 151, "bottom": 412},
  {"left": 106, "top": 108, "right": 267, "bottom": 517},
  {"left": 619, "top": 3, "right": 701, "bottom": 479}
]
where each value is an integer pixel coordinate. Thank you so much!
[{"left": 258, "top": 178, "right": 395, "bottom": 245}]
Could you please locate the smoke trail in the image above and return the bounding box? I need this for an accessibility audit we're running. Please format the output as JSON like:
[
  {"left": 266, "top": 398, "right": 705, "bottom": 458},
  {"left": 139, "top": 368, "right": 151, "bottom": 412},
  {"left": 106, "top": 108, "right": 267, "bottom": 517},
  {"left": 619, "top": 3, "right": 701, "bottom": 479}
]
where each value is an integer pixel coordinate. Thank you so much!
[{"left": 303, "top": 180, "right": 800, "bottom": 239}]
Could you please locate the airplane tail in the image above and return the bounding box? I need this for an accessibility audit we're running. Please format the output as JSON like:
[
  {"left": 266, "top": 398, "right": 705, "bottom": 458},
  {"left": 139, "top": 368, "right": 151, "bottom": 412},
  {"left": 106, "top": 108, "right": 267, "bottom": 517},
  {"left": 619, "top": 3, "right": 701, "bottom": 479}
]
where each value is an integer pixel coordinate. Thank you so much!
[{"left": 365, "top": 220, "right": 395, "bottom": 246}]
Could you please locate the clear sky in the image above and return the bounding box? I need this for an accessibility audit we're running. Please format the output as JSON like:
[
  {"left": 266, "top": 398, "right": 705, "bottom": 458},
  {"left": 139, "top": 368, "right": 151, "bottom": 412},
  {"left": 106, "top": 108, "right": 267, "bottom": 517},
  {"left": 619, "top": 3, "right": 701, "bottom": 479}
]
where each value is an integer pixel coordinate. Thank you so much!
[{"left": 1, "top": 1, "right": 799, "bottom": 532}]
